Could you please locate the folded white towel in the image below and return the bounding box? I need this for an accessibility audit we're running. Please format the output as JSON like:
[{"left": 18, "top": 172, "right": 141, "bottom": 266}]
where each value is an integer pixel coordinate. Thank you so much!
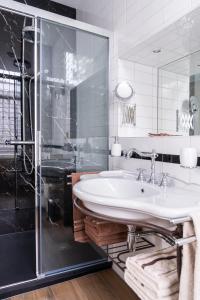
[
  {"left": 126, "top": 247, "right": 178, "bottom": 290},
  {"left": 127, "top": 246, "right": 176, "bottom": 262},
  {"left": 125, "top": 269, "right": 179, "bottom": 300},
  {"left": 126, "top": 260, "right": 179, "bottom": 297},
  {"left": 127, "top": 246, "right": 176, "bottom": 267}
]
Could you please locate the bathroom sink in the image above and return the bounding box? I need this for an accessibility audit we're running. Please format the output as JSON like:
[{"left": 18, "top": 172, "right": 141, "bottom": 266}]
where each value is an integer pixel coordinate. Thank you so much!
[
  {"left": 73, "top": 177, "right": 200, "bottom": 221},
  {"left": 73, "top": 177, "right": 160, "bottom": 220}
]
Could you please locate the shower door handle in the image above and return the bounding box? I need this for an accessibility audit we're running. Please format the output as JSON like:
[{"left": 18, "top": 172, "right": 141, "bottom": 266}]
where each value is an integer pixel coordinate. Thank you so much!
[{"left": 5, "top": 140, "right": 35, "bottom": 146}]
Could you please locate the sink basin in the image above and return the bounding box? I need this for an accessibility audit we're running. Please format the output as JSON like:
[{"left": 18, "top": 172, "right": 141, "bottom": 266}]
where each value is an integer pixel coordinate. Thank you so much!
[
  {"left": 73, "top": 176, "right": 200, "bottom": 222},
  {"left": 73, "top": 177, "right": 161, "bottom": 221}
]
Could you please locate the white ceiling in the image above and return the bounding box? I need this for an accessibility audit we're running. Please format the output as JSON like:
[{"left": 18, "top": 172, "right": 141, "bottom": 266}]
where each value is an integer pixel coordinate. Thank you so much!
[
  {"left": 52, "top": 1, "right": 200, "bottom": 74},
  {"left": 121, "top": 6, "right": 200, "bottom": 72}
]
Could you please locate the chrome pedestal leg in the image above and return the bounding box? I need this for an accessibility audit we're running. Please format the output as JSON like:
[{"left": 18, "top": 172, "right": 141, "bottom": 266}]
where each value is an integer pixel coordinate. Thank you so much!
[{"left": 127, "top": 225, "right": 137, "bottom": 253}]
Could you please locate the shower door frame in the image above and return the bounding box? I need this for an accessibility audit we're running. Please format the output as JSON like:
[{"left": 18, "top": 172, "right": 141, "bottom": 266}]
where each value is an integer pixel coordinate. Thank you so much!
[{"left": 0, "top": 0, "right": 113, "bottom": 289}]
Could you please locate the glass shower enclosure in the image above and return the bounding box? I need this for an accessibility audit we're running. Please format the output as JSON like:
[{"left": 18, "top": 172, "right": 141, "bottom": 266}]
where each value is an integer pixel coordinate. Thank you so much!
[
  {"left": 37, "top": 18, "right": 109, "bottom": 276},
  {"left": 0, "top": 1, "right": 110, "bottom": 290}
]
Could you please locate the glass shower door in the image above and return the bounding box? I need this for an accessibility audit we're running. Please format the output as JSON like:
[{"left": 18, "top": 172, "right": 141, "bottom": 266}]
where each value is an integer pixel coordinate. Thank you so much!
[{"left": 37, "top": 18, "right": 109, "bottom": 275}]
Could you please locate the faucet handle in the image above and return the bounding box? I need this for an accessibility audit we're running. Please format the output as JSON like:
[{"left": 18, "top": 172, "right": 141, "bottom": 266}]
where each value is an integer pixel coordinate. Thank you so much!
[
  {"left": 161, "top": 172, "right": 169, "bottom": 177},
  {"left": 136, "top": 168, "right": 146, "bottom": 182},
  {"left": 123, "top": 150, "right": 128, "bottom": 158},
  {"left": 159, "top": 172, "right": 169, "bottom": 187}
]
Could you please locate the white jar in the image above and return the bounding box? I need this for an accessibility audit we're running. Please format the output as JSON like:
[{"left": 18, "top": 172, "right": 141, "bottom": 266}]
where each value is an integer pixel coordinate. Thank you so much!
[{"left": 180, "top": 147, "right": 197, "bottom": 168}]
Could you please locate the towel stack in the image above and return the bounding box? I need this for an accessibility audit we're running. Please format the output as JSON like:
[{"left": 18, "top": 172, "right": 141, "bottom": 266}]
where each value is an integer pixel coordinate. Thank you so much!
[
  {"left": 124, "top": 247, "right": 179, "bottom": 300},
  {"left": 84, "top": 216, "right": 127, "bottom": 246}
]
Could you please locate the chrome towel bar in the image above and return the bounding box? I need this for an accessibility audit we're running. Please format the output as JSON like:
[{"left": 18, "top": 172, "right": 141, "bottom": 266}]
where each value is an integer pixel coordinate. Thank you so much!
[
  {"left": 175, "top": 235, "right": 196, "bottom": 246},
  {"left": 170, "top": 216, "right": 191, "bottom": 225},
  {"left": 170, "top": 216, "right": 197, "bottom": 246},
  {"left": 5, "top": 140, "right": 35, "bottom": 145}
]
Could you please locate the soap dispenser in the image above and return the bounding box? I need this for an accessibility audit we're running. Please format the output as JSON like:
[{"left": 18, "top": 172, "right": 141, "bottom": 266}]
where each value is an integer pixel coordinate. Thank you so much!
[{"left": 111, "top": 136, "right": 122, "bottom": 157}]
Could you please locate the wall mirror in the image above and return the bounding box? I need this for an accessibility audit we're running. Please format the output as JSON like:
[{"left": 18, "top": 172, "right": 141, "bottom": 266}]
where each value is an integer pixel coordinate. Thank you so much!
[
  {"left": 115, "top": 81, "right": 134, "bottom": 100},
  {"left": 117, "top": 6, "right": 200, "bottom": 137},
  {"left": 158, "top": 51, "right": 200, "bottom": 136}
]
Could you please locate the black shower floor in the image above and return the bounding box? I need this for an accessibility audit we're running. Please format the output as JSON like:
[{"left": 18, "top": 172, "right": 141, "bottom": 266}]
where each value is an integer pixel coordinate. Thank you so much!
[
  {"left": 0, "top": 230, "right": 36, "bottom": 287},
  {"left": 0, "top": 208, "right": 35, "bottom": 235},
  {"left": 42, "top": 223, "right": 107, "bottom": 273}
]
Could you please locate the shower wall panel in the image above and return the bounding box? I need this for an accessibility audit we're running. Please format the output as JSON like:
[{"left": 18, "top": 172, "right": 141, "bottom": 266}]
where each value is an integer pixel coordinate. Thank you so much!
[
  {"left": 0, "top": 9, "right": 35, "bottom": 233},
  {"left": 0, "top": 8, "right": 36, "bottom": 289}
]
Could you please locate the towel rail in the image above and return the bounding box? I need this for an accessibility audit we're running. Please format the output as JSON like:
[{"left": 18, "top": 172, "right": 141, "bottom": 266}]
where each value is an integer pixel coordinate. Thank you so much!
[
  {"left": 74, "top": 198, "right": 197, "bottom": 279},
  {"left": 174, "top": 235, "right": 196, "bottom": 246},
  {"left": 74, "top": 198, "right": 196, "bottom": 247},
  {"left": 170, "top": 216, "right": 191, "bottom": 225}
]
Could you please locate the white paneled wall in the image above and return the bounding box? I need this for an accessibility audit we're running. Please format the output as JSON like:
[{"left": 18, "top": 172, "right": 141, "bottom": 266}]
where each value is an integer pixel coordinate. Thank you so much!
[
  {"left": 117, "top": 59, "right": 157, "bottom": 137},
  {"left": 110, "top": 60, "right": 200, "bottom": 184},
  {"left": 158, "top": 70, "right": 189, "bottom": 135}
]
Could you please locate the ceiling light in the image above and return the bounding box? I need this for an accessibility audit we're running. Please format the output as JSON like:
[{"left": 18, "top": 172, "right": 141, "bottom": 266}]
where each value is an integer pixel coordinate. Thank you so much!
[{"left": 152, "top": 49, "right": 161, "bottom": 54}]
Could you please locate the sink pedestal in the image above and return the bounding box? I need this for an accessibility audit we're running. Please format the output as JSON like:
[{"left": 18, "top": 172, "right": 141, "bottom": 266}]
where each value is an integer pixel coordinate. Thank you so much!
[{"left": 127, "top": 225, "right": 137, "bottom": 252}]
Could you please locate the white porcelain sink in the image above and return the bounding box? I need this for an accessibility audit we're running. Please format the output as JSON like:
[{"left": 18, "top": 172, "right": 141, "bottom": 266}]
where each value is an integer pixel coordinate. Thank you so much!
[{"left": 73, "top": 176, "right": 200, "bottom": 222}]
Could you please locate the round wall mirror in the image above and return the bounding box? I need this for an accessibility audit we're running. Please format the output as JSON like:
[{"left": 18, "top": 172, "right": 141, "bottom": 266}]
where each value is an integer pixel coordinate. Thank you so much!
[{"left": 115, "top": 81, "right": 134, "bottom": 100}]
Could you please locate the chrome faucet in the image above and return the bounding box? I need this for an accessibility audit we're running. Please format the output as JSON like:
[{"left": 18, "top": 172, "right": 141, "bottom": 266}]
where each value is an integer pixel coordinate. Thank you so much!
[
  {"left": 136, "top": 168, "right": 146, "bottom": 182},
  {"left": 159, "top": 172, "right": 169, "bottom": 188},
  {"left": 124, "top": 148, "right": 158, "bottom": 184}
]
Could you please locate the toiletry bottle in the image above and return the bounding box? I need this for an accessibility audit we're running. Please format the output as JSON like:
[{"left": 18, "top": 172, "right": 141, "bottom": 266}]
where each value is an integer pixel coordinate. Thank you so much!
[{"left": 111, "top": 136, "right": 122, "bottom": 157}]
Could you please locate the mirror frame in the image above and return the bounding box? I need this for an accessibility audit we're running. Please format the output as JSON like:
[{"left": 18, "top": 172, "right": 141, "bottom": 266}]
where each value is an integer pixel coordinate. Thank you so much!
[{"left": 115, "top": 81, "right": 134, "bottom": 100}]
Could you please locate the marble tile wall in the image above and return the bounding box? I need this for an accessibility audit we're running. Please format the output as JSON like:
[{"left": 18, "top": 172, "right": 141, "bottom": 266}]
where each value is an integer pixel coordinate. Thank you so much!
[{"left": 0, "top": 8, "right": 35, "bottom": 233}]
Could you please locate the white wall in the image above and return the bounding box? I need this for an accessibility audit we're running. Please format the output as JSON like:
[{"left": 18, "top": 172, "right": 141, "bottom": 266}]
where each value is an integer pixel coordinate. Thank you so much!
[
  {"left": 158, "top": 70, "right": 189, "bottom": 135},
  {"left": 113, "top": 59, "right": 190, "bottom": 138},
  {"left": 117, "top": 59, "right": 157, "bottom": 137},
  {"left": 110, "top": 60, "right": 200, "bottom": 184},
  {"left": 110, "top": 58, "right": 200, "bottom": 183}
]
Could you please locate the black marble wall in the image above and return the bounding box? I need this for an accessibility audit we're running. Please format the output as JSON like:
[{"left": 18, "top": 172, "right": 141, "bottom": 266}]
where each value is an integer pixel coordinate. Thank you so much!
[
  {"left": 0, "top": 0, "right": 76, "bottom": 236},
  {"left": 14, "top": 0, "right": 76, "bottom": 19},
  {"left": 0, "top": 9, "right": 35, "bottom": 234}
]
